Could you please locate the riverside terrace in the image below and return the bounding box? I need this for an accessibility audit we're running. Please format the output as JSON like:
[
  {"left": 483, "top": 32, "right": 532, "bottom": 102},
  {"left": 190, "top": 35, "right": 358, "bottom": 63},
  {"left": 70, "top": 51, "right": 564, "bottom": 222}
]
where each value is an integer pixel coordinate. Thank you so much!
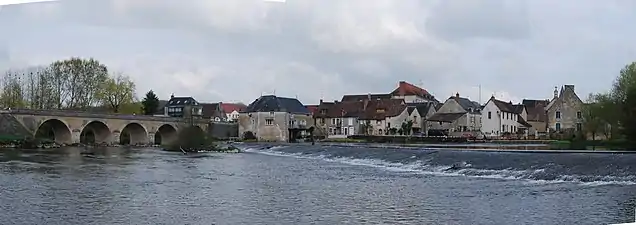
[{"left": 0, "top": 109, "right": 231, "bottom": 145}]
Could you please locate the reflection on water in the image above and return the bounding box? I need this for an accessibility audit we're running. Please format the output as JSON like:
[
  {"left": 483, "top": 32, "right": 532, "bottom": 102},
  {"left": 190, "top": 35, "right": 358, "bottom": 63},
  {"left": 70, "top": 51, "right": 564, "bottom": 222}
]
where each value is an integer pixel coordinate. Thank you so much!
[{"left": 0, "top": 145, "right": 635, "bottom": 225}]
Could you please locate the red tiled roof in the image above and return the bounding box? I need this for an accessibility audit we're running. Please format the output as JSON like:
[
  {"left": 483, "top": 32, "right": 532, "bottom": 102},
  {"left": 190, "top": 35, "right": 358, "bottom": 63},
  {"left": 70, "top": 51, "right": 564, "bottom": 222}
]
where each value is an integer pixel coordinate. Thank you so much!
[
  {"left": 220, "top": 103, "right": 246, "bottom": 113},
  {"left": 390, "top": 81, "right": 432, "bottom": 99},
  {"left": 359, "top": 99, "right": 407, "bottom": 120},
  {"left": 305, "top": 105, "right": 319, "bottom": 115}
]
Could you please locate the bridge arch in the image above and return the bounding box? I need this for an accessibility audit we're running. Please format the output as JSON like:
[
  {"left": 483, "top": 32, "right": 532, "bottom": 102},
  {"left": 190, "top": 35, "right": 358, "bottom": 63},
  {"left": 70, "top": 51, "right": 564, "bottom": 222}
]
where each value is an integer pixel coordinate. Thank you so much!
[
  {"left": 35, "top": 119, "right": 72, "bottom": 144},
  {"left": 79, "top": 121, "right": 111, "bottom": 144},
  {"left": 119, "top": 123, "right": 148, "bottom": 145},
  {"left": 155, "top": 124, "right": 177, "bottom": 145}
]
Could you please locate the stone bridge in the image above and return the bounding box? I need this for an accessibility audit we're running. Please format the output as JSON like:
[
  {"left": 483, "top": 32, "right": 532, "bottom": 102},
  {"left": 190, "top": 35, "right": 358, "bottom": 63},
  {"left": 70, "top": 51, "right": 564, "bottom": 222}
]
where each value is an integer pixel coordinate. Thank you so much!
[{"left": 0, "top": 109, "right": 216, "bottom": 145}]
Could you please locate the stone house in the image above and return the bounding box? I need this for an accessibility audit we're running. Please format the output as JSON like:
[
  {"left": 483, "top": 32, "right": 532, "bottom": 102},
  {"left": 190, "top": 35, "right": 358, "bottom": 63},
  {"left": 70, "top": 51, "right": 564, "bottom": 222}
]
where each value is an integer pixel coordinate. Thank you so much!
[
  {"left": 522, "top": 99, "right": 550, "bottom": 137},
  {"left": 313, "top": 100, "right": 365, "bottom": 138},
  {"left": 427, "top": 93, "right": 482, "bottom": 135},
  {"left": 406, "top": 102, "right": 437, "bottom": 135},
  {"left": 481, "top": 96, "right": 531, "bottom": 137},
  {"left": 164, "top": 95, "right": 203, "bottom": 118},
  {"left": 357, "top": 99, "right": 409, "bottom": 135},
  {"left": 545, "top": 85, "right": 584, "bottom": 133},
  {"left": 238, "top": 95, "right": 313, "bottom": 142}
]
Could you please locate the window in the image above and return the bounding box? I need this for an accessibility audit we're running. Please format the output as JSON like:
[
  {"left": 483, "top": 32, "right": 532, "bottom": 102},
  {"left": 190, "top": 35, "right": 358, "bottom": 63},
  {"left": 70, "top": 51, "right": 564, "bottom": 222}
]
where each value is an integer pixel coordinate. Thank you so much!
[
  {"left": 577, "top": 111, "right": 582, "bottom": 119},
  {"left": 331, "top": 118, "right": 336, "bottom": 124},
  {"left": 269, "top": 112, "right": 275, "bottom": 115},
  {"left": 348, "top": 118, "right": 353, "bottom": 126},
  {"left": 502, "top": 125, "right": 505, "bottom": 132},
  {"left": 576, "top": 123, "right": 582, "bottom": 131},
  {"left": 555, "top": 123, "right": 561, "bottom": 131},
  {"left": 251, "top": 119, "right": 255, "bottom": 124},
  {"left": 320, "top": 118, "right": 325, "bottom": 124},
  {"left": 488, "top": 111, "right": 492, "bottom": 119},
  {"left": 265, "top": 119, "right": 274, "bottom": 125},
  {"left": 556, "top": 111, "right": 561, "bottom": 119}
]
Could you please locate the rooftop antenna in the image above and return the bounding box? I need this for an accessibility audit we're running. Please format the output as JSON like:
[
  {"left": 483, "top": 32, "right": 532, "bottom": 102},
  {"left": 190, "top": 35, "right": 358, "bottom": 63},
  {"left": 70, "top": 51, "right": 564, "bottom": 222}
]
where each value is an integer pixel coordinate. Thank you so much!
[
  {"left": 479, "top": 84, "right": 482, "bottom": 104},
  {"left": 273, "top": 89, "right": 276, "bottom": 96}
]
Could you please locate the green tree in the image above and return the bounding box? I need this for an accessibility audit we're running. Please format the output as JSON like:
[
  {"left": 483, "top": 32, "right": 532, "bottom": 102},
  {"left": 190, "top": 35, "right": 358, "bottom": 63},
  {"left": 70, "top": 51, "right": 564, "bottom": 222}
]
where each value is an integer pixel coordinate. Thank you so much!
[
  {"left": 50, "top": 57, "right": 108, "bottom": 109},
  {"left": 401, "top": 120, "right": 414, "bottom": 136},
  {"left": 582, "top": 94, "right": 603, "bottom": 140},
  {"left": 612, "top": 62, "right": 636, "bottom": 144},
  {"left": 96, "top": 72, "right": 136, "bottom": 113},
  {"left": 141, "top": 90, "right": 160, "bottom": 115}
]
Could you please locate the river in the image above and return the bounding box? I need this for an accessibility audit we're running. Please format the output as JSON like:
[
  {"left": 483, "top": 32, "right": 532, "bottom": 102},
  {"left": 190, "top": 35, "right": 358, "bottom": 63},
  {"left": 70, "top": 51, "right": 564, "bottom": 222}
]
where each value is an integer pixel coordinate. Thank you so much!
[{"left": 1, "top": 144, "right": 635, "bottom": 225}]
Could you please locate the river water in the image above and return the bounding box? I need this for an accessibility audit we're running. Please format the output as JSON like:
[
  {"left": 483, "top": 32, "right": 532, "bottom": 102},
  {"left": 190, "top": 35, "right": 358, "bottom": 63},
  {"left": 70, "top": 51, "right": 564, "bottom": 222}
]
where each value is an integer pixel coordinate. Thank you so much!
[{"left": 1, "top": 144, "right": 636, "bottom": 225}]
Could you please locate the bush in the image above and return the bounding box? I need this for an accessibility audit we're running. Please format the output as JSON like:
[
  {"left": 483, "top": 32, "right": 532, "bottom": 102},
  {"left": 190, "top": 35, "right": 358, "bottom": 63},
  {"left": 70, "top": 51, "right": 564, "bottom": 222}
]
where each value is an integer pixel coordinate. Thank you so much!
[
  {"left": 243, "top": 131, "right": 256, "bottom": 140},
  {"left": 165, "top": 126, "right": 216, "bottom": 152}
]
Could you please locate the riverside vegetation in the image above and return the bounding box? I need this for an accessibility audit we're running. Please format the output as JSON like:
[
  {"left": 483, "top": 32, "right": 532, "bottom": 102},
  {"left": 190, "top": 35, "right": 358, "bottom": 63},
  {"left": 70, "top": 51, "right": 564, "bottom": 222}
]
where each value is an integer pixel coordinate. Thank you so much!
[{"left": 0, "top": 57, "right": 238, "bottom": 153}]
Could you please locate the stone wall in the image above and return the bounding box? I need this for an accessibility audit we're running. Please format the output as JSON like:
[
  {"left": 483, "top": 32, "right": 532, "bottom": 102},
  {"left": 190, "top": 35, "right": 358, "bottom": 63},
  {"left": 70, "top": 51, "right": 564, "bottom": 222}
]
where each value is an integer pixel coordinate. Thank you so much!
[
  {"left": 0, "top": 114, "right": 32, "bottom": 139},
  {"left": 207, "top": 122, "right": 239, "bottom": 139}
]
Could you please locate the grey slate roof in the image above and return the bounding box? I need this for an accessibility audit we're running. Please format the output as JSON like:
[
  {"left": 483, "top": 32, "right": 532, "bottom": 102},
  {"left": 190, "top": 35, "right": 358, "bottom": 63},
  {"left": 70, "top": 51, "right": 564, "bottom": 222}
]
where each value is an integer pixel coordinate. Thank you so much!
[
  {"left": 244, "top": 95, "right": 310, "bottom": 114},
  {"left": 407, "top": 102, "right": 434, "bottom": 117},
  {"left": 452, "top": 97, "right": 482, "bottom": 114},
  {"left": 166, "top": 97, "right": 199, "bottom": 106}
]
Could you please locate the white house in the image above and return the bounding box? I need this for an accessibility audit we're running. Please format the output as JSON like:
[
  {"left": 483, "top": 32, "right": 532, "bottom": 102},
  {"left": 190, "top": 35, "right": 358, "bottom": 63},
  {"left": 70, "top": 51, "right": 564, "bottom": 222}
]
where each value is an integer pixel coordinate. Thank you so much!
[
  {"left": 221, "top": 103, "right": 246, "bottom": 122},
  {"left": 481, "top": 96, "right": 532, "bottom": 136}
]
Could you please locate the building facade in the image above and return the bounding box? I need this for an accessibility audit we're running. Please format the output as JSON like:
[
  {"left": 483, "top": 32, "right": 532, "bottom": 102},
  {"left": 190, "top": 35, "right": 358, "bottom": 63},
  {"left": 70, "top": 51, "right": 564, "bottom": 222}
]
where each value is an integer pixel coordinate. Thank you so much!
[
  {"left": 546, "top": 85, "right": 584, "bottom": 133},
  {"left": 238, "top": 95, "right": 313, "bottom": 142}
]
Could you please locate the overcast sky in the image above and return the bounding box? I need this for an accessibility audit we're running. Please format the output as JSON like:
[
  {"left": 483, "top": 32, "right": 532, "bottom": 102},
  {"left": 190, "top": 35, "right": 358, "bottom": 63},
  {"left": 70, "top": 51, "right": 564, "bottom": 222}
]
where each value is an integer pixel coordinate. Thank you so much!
[{"left": 0, "top": 0, "right": 634, "bottom": 105}]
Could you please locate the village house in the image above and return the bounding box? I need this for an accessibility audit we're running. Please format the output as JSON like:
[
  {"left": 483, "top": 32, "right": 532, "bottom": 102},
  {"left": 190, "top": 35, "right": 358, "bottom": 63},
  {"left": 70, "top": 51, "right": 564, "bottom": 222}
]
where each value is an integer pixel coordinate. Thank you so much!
[
  {"left": 164, "top": 94, "right": 203, "bottom": 118},
  {"left": 341, "top": 81, "right": 439, "bottom": 104},
  {"left": 220, "top": 103, "right": 246, "bottom": 122},
  {"left": 358, "top": 98, "right": 410, "bottom": 135},
  {"left": 201, "top": 103, "right": 226, "bottom": 122},
  {"left": 237, "top": 95, "right": 313, "bottom": 142},
  {"left": 546, "top": 85, "right": 584, "bottom": 133},
  {"left": 406, "top": 102, "right": 437, "bottom": 135},
  {"left": 480, "top": 96, "right": 532, "bottom": 137},
  {"left": 313, "top": 100, "right": 365, "bottom": 138},
  {"left": 522, "top": 99, "right": 550, "bottom": 137},
  {"left": 426, "top": 93, "right": 482, "bottom": 135}
]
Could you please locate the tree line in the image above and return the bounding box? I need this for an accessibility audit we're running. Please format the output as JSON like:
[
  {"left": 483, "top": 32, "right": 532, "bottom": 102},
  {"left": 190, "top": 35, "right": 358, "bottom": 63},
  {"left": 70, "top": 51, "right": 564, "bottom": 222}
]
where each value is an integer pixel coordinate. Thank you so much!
[
  {"left": 0, "top": 57, "right": 160, "bottom": 115},
  {"left": 583, "top": 62, "right": 636, "bottom": 146}
]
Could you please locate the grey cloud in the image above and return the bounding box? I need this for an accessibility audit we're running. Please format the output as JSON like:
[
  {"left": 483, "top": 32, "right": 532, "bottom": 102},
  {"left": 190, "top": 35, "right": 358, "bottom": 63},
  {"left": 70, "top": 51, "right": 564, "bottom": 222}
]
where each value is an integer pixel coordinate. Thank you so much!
[
  {"left": 1, "top": 0, "right": 636, "bottom": 105},
  {"left": 426, "top": 0, "right": 531, "bottom": 41}
]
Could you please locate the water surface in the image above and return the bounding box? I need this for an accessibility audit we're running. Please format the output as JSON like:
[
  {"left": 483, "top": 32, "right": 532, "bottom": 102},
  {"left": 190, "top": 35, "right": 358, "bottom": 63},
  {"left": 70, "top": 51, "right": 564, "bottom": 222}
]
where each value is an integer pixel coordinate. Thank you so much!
[{"left": 1, "top": 144, "right": 635, "bottom": 225}]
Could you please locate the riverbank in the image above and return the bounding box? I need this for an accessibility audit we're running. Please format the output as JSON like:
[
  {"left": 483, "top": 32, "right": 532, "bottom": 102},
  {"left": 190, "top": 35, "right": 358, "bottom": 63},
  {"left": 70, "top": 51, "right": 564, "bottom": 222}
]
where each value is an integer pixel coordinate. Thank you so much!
[{"left": 314, "top": 142, "right": 636, "bottom": 154}]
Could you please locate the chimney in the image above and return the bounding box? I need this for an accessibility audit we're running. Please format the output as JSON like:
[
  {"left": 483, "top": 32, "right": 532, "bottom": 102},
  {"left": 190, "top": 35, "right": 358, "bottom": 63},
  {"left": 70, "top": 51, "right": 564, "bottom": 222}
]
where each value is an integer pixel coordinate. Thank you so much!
[
  {"left": 367, "top": 93, "right": 371, "bottom": 100},
  {"left": 491, "top": 95, "right": 495, "bottom": 100},
  {"left": 170, "top": 93, "right": 174, "bottom": 99},
  {"left": 553, "top": 86, "right": 558, "bottom": 98},
  {"left": 319, "top": 99, "right": 323, "bottom": 104},
  {"left": 565, "top": 85, "right": 575, "bottom": 91},
  {"left": 455, "top": 92, "right": 460, "bottom": 98}
]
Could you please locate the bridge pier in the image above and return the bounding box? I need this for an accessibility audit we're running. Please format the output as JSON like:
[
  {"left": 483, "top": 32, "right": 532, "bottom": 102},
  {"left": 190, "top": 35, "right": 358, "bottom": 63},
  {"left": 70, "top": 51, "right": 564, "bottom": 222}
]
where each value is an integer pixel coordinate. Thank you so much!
[
  {"left": 148, "top": 132, "right": 156, "bottom": 145},
  {"left": 112, "top": 131, "right": 121, "bottom": 145},
  {"left": 71, "top": 130, "right": 81, "bottom": 144}
]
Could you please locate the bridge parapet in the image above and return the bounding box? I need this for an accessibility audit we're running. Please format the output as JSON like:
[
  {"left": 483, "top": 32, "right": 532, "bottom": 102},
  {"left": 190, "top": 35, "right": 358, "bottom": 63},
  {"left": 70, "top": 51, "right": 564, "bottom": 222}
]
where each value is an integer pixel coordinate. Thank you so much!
[{"left": 2, "top": 109, "right": 215, "bottom": 123}]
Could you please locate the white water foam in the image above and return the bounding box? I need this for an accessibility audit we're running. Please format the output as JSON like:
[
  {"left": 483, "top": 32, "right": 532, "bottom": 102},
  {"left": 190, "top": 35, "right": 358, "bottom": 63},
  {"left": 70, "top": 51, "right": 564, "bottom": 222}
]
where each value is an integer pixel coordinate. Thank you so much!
[{"left": 241, "top": 146, "right": 636, "bottom": 186}]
